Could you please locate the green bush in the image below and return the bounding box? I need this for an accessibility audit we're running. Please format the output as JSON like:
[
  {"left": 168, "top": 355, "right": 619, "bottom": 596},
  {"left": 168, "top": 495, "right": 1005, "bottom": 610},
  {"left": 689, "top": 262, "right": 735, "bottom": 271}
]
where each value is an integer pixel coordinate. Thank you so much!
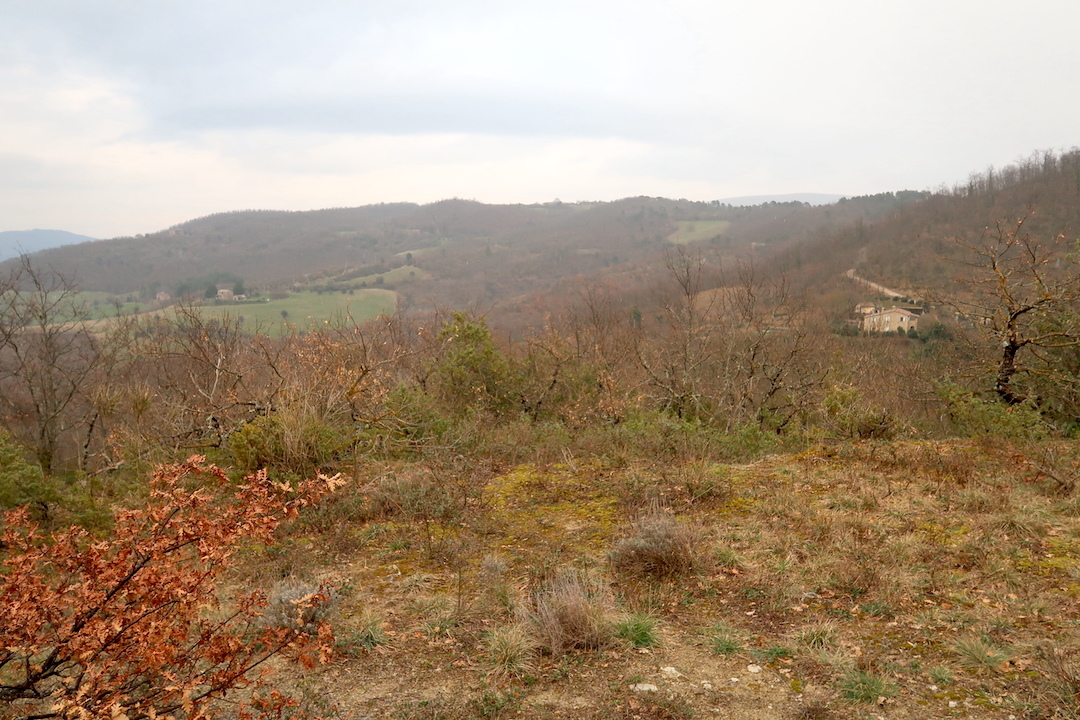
[
  {"left": 432, "top": 313, "right": 521, "bottom": 418},
  {"left": 0, "top": 431, "right": 107, "bottom": 528},
  {"left": 713, "top": 421, "right": 778, "bottom": 461},
  {"left": 229, "top": 414, "right": 348, "bottom": 476},
  {"left": 364, "top": 385, "right": 453, "bottom": 456},
  {"left": 0, "top": 430, "right": 56, "bottom": 514},
  {"left": 937, "top": 381, "right": 1049, "bottom": 439}
]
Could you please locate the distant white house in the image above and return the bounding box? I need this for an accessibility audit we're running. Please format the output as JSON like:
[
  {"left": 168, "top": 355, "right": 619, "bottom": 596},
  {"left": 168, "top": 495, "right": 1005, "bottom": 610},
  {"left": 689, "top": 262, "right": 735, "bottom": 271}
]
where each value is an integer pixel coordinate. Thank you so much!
[
  {"left": 156, "top": 291, "right": 171, "bottom": 302},
  {"left": 862, "top": 307, "right": 919, "bottom": 333},
  {"left": 216, "top": 289, "right": 234, "bottom": 301}
]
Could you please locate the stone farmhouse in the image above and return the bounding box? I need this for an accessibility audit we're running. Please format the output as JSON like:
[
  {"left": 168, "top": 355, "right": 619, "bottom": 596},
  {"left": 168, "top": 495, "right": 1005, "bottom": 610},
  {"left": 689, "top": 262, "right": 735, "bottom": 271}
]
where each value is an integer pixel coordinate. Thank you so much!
[{"left": 861, "top": 307, "right": 919, "bottom": 333}]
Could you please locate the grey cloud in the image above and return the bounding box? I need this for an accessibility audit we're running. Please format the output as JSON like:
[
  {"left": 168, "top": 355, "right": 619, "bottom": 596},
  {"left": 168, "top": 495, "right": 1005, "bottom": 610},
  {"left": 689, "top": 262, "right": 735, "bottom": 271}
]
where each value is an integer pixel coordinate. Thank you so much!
[{"left": 3, "top": 2, "right": 667, "bottom": 140}]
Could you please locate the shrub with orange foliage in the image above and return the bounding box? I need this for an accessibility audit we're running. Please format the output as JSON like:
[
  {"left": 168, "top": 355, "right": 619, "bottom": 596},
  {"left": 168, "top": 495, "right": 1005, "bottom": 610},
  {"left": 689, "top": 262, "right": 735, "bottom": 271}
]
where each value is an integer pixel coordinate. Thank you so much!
[{"left": 0, "top": 457, "right": 342, "bottom": 720}]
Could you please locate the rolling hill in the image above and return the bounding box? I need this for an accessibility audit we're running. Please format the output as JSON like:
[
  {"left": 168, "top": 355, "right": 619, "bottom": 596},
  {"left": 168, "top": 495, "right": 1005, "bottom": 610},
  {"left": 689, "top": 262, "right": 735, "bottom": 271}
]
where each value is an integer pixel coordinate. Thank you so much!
[{"left": 3, "top": 194, "right": 928, "bottom": 326}]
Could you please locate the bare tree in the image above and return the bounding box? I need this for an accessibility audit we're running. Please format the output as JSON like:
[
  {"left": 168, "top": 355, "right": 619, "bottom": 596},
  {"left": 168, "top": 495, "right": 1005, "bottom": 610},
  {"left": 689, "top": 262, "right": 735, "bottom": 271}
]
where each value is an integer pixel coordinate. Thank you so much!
[
  {"left": 943, "top": 216, "right": 1080, "bottom": 412},
  {"left": 637, "top": 247, "right": 720, "bottom": 421},
  {"left": 0, "top": 257, "right": 111, "bottom": 473},
  {"left": 637, "top": 247, "right": 821, "bottom": 430},
  {"left": 717, "top": 263, "right": 824, "bottom": 431},
  {"left": 120, "top": 302, "right": 280, "bottom": 455}
]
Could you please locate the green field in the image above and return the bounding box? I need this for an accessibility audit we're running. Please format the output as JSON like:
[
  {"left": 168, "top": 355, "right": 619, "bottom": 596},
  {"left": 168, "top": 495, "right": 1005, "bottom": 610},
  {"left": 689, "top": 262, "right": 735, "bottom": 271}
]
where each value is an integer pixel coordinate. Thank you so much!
[
  {"left": 666, "top": 220, "right": 732, "bottom": 244},
  {"left": 349, "top": 265, "right": 430, "bottom": 287},
  {"left": 64, "top": 292, "right": 146, "bottom": 320},
  {"left": 297, "top": 264, "right": 431, "bottom": 289},
  {"left": 394, "top": 238, "right": 454, "bottom": 259},
  {"left": 195, "top": 290, "right": 397, "bottom": 335}
]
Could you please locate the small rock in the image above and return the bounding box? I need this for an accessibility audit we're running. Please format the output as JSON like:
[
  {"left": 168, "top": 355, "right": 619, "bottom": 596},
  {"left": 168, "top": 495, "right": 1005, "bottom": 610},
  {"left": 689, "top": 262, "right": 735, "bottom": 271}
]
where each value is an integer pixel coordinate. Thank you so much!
[
  {"left": 630, "top": 683, "right": 659, "bottom": 693},
  {"left": 729, "top": 678, "right": 740, "bottom": 683},
  {"left": 747, "top": 664, "right": 763, "bottom": 674},
  {"left": 701, "top": 681, "right": 714, "bottom": 691},
  {"left": 948, "top": 700, "right": 958, "bottom": 708},
  {"left": 660, "top": 666, "right": 682, "bottom": 679},
  {"left": 928, "top": 684, "right": 938, "bottom": 691}
]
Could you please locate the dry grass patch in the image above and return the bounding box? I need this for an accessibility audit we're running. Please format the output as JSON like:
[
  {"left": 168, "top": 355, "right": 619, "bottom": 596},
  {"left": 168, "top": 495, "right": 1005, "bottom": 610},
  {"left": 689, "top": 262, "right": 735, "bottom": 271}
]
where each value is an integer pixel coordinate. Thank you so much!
[
  {"left": 484, "top": 623, "right": 538, "bottom": 677},
  {"left": 524, "top": 569, "right": 615, "bottom": 655},
  {"left": 795, "top": 621, "right": 839, "bottom": 650}
]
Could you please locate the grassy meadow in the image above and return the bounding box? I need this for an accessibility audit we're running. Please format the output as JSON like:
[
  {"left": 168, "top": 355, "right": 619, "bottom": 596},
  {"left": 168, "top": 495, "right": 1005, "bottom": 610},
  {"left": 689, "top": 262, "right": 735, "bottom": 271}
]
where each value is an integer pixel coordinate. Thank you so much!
[
  {"left": 667, "top": 220, "right": 732, "bottom": 244},
  {"left": 196, "top": 289, "right": 397, "bottom": 333}
]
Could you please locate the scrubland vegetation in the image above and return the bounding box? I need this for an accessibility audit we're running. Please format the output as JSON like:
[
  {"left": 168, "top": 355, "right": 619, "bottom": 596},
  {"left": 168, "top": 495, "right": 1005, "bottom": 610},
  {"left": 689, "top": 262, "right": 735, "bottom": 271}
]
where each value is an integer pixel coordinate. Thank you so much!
[{"left": 3, "top": 150, "right": 1080, "bottom": 719}]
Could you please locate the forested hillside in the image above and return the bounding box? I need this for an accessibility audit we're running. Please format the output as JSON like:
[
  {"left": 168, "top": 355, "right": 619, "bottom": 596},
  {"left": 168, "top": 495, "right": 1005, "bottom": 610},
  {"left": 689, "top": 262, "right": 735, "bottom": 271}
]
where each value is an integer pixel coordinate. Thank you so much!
[
  {"left": 8, "top": 193, "right": 924, "bottom": 304},
  {"left": 770, "top": 150, "right": 1080, "bottom": 296}
]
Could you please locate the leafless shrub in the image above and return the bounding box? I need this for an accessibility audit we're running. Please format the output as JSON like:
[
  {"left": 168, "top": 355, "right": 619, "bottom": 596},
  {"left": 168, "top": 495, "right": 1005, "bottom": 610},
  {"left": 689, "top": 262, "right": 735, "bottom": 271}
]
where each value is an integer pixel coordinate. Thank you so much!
[
  {"left": 610, "top": 513, "right": 700, "bottom": 577},
  {"left": 524, "top": 569, "right": 614, "bottom": 655},
  {"left": 1026, "top": 444, "right": 1078, "bottom": 495},
  {"left": 262, "top": 578, "right": 337, "bottom": 634}
]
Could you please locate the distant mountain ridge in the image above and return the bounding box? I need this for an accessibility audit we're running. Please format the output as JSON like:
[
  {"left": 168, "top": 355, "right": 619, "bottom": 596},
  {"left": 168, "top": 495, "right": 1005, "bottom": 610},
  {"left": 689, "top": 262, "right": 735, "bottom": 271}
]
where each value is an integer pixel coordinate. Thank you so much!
[{"left": 0, "top": 229, "right": 99, "bottom": 261}]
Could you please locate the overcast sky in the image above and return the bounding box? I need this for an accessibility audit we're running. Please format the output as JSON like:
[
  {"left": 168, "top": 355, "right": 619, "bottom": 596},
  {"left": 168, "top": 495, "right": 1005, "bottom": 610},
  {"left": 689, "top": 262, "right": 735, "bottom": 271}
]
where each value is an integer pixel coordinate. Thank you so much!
[{"left": 2, "top": 0, "right": 1078, "bottom": 238}]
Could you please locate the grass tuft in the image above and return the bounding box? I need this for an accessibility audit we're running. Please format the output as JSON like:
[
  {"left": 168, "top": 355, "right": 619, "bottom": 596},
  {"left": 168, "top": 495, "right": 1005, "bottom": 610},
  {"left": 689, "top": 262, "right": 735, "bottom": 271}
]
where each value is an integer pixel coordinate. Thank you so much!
[
  {"left": 614, "top": 613, "right": 659, "bottom": 648},
  {"left": 708, "top": 623, "right": 743, "bottom": 655},
  {"left": 953, "top": 636, "right": 1012, "bottom": 671},
  {"left": 796, "top": 622, "right": 839, "bottom": 650},
  {"left": 484, "top": 623, "right": 538, "bottom": 677},
  {"left": 838, "top": 670, "right": 895, "bottom": 704},
  {"left": 335, "top": 611, "right": 387, "bottom": 656},
  {"left": 928, "top": 666, "right": 953, "bottom": 685}
]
